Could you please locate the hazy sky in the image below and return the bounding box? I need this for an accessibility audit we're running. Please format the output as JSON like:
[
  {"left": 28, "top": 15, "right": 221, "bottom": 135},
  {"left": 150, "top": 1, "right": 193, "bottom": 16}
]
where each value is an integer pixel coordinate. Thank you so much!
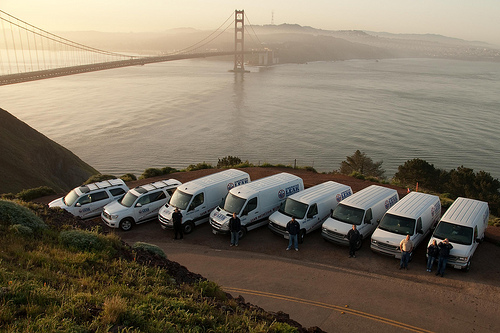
[{"left": 3, "top": 0, "right": 500, "bottom": 45}]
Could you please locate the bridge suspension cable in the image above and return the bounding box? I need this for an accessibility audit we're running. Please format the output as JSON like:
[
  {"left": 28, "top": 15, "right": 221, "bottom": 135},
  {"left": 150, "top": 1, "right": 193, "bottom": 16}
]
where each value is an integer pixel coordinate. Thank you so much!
[
  {"left": 0, "top": 10, "right": 136, "bottom": 75},
  {"left": 243, "top": 13, "right": 263, "bottom": 48},
  {"left": 167, "top": 11, "right": 235, "bottom": 56}
]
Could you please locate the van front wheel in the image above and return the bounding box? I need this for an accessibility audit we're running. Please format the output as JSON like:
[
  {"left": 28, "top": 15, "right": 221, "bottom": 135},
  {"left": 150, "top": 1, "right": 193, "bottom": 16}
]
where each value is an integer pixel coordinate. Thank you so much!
[
  {"left": 183, "top": 221, "right": 195, "bottom": 234},
  {"left": 463, "top": 260, "right": 471, "bottom": 272},
  {"left": 298, "top": 230, "right": 306, "bottom": 244},
  {"left": 238, "top": 227, "right": 247, "bottom": 239},
  {"left": 354, "top": 237, "right": 363, "bottom": 251}
]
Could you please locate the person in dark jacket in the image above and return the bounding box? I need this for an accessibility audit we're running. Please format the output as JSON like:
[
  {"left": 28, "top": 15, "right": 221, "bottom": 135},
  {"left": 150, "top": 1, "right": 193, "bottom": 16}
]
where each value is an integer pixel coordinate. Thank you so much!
[
  {"left": 426, "top": 239, "right": 439, "bottom": 272},
  {"left": 228, "top": 212, "right": 241, "bottom": 247},
  {"left": 286, "top": 217, "right": 300, "bottom": 251},
  {"left": 436, "top": 238, "right": 453, "bottom": 277},
  {"left": 172, "top": 208, "right": 183, "bottom": 240},
  {"left": 346, "top": 224, "right": 361, "bottom": 258}
]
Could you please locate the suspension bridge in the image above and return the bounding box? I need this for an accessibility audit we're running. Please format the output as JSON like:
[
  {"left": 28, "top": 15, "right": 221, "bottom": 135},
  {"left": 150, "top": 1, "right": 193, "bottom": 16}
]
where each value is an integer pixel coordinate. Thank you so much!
[{"left": 0, "top": 10, "right": 276, "bottom": 86}]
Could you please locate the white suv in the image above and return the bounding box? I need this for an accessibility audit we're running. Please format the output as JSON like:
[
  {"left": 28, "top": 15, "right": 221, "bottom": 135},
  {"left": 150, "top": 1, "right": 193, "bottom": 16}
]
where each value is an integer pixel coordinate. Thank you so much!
[
  {"left": 101, "top": 179, "right": 181, "bottom": 231},
  {"left": 49, "top": 179, "right": 129, "bottom": 219}
]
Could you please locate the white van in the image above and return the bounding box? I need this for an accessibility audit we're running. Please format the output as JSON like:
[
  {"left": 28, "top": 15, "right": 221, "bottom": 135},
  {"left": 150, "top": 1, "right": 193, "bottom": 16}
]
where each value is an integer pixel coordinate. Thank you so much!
[
  {"left": 210, "top": 172, "right": 304, "bottom": 238},
  {"left": 101, "top": 179, "right": 181, "bottom": 231},
  {"left": 158, "top": 169, "right": 250, "bottom": 234},
  {"left": 428, "top": 197, "right": 489, "bottom": 271},
  {"left": 321, "top": 185, "right": 399, "bottom": 249},
  {"left": 268, "top": 181, "right": 353, "bottom": 243},
  {"left": 370, "top": 192, "right": 441, "bottom": 259},
  {"left": 49, "top": 179, "right": 129, "bottom": 219}
]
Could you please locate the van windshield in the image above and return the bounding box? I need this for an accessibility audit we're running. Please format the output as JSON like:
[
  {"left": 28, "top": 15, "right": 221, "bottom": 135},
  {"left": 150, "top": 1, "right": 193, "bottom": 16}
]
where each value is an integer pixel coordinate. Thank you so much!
[
  {"left": 169, "top": 189, "right": 193, "bottom": 210},
  {"left": 119, "top": 192, "right": 138, "bottom": 208},
  {"left": 379, "top": 213, "right": 416, "bottom": 236},
  {"left": 331, "top": 204, "right": 365, "bottom": 225},
  {"left": 433, "top": 221, "right": 473, "bottom": 245},
  {"left": 223, "top": 193, "right": 246, "bottom": 214},
  {"left": 63, "top": 190, "right": 79, "bottom": 206},
  {"left": 279, "top": 198, "right": 308, "bottom": 219}
]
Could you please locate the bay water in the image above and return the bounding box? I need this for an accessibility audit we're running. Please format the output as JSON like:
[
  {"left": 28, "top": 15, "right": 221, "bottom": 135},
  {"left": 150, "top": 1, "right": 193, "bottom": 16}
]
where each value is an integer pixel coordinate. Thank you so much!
[{"left": 1, "top": 58, "right": 499, "bottom": 180}]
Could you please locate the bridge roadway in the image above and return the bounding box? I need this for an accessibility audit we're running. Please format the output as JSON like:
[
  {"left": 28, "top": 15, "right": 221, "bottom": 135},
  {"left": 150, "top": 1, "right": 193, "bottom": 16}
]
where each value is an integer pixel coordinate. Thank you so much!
[{"left": 0, "top": 51, "right": 256, "bottom": 86}]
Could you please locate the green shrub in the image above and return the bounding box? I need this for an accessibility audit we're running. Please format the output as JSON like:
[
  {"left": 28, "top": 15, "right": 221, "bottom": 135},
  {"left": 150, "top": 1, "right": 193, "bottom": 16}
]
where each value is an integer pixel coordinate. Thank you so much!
[
  {"left": 195, "top": 280, "right": 226, "bottom": 300},
  {"left": 349, "top": 171, "right": 365, "bottom": 180},
  {"left": 16, "top": 186, "right": 56, "bottom": 202},
  {"left": 0, "top": 193, "right": 16, "bottom": 200},
  {"left": 0, "top": 200, "right": 47, "bottom": 231},
  {"left": 302, "top": 166, "right": 317, "bottom": 173},
  {"left": 489, "top": 217, "right": 500, "bottom": 227},
  {"left": 365, "top": 176, "right": 381, "bottom": 183},
  {"left": 217, "top": 156, "right": 242, "bottom": 168},
  {"left": 9, "top": 224, "right": 34, "bottom": 236},
  {"left": 140, "top": 168, "right": 163, "bottom": 179},
  {"left": 59, "top": 229, "right": 107, "bottom": 252},
  {"left": 235, "top": 161, "right": 254, "bottom": 168},
  {"left": 439, "top": 194, "right": 454, "bottom": 210},
  {"left": 260, "top": 162, "right": 274, "bottom": 168},
  {"left": 161, "top": 166, "right": 179, "bottom": 175},
  {"left": 132, "top": 242, "right": 167, "bottom": 259},
  {"left": 84, "top": 174, "right": 117, "bottom": 184},
  {"left": 185, "top": 162, "right": 213, "bottom": 172},
  {"left": 120, "top": 173, "right": 137, "bottom": 182}
]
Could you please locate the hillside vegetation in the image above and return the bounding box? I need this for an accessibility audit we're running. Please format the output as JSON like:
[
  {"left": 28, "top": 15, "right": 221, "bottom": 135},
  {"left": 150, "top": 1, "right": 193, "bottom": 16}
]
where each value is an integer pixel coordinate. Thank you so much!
[
  {"left": 0, "top": 199, "right": 319, "bottom": 332},
  {"left": 0, "top": 108, "right": 98, "bottom": 194}
]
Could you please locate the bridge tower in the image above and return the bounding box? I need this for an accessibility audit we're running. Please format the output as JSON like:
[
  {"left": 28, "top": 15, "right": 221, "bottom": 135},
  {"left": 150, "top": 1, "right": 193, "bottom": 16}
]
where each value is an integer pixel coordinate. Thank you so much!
[{"left": 232, "top": 10, "right": 248, "bottom": 73}]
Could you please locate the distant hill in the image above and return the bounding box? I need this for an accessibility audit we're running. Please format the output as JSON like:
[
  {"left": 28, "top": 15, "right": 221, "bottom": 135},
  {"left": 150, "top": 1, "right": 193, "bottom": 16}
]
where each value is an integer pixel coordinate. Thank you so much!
[
  {"left": 0, "top": 108, "right": 98, "bottom": 194},
  {"left": 58, "top": 23, "right": 500, "bottom": 63}
]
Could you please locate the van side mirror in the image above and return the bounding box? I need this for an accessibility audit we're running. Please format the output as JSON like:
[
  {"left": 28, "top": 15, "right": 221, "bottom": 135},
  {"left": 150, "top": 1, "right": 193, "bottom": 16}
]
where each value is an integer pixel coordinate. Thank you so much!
[
  {"left": 136, "top": 203, "right": 142, "bottom": 208},
  {"left": 76, "top": 203, "right": 81, "bottom": 207},
  {"left": 476, "top": 237, "right": 482, "bottom": 243},
  {"left": 417, "top": 229, "right": 423, "bottom": 234}
]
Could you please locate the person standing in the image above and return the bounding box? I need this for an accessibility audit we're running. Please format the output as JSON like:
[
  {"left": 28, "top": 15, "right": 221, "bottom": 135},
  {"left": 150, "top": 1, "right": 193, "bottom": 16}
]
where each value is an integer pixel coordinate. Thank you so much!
[
  {"left": 172, "top": 207, "right": 183, "bottom": 240},
  {"left": 399, "top": 234, "right": 414, "bottom": 270},
  {"left": 436, "top": 238, "right": 453, "bottom": 277},
  {"left": 346, "top": 224, "right": 361, "bottom": 258},
  {"left": 286, "top": 216, "right": 300, "bottom": 251},
  {"left": 228, "top": 212, "right": 241, "bottom": 247},
  {"left": 426, "top": 239, "right": 439, "bottom": 272}
]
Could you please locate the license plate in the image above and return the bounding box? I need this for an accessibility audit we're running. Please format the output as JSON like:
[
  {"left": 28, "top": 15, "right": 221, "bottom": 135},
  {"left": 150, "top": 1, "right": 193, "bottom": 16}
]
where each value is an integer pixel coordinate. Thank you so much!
[{"left": 212, "top": 229, "right": 218, "bottom": 235}]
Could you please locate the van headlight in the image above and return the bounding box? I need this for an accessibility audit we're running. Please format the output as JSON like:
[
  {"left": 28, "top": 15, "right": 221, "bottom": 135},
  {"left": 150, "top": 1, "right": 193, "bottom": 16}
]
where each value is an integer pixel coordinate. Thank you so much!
[
  {"left": 458, "top": 257, "right": 468, "bottom": 262},
  {"left": 371, "top": 239, "right": 378, "bottom": 244},
  {"left": 109, "top": 214, "right": 119, "bottom": 220}
]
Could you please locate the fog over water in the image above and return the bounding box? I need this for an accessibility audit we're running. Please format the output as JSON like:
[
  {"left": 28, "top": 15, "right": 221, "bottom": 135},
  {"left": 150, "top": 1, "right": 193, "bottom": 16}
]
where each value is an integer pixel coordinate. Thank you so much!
[{"left": 1, "top": 58, "right": 500, "bottom": 179}]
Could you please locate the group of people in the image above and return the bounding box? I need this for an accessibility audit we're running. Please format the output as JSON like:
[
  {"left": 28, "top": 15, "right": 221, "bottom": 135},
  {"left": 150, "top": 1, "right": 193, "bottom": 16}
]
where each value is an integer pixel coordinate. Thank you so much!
[
  {"left": 399, "top": 234, "right": 453, "bottom": 277},
  {"left": 173, "top": 212, "right": 454, "bottom": 276}
]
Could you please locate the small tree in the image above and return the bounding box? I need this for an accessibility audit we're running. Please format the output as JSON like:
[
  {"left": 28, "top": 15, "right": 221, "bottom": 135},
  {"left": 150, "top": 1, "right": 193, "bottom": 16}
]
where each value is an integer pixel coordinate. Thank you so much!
[
  {"left": 339, "top": 150, "right": 385, "bottom": 178},
  {"left": 394, "top": 158, "right": 443, "bottom": 192}
]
